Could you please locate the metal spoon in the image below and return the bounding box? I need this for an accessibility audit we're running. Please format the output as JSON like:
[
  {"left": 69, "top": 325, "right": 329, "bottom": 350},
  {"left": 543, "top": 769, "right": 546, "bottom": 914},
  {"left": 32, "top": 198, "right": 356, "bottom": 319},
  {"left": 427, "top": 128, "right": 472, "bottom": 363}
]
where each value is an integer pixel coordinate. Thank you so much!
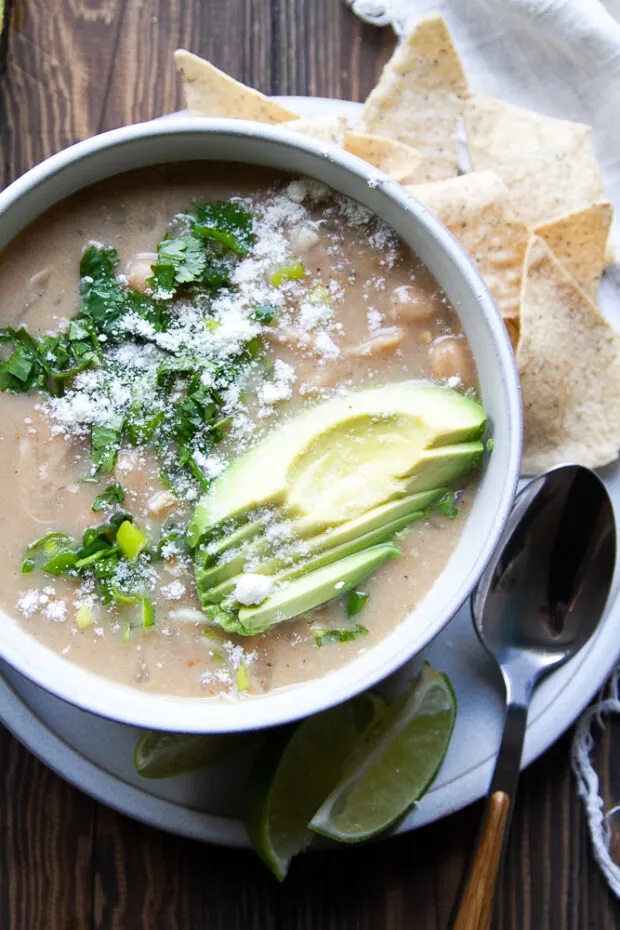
[{"left": 451, "top": 464, "right": 616, "bottom": 930}]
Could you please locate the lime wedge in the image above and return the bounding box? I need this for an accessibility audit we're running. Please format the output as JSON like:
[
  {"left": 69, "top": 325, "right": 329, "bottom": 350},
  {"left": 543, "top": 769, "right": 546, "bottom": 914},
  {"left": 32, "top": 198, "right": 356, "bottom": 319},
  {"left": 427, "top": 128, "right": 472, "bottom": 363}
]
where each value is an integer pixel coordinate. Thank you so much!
[
  {"left": 310, "top": 663, "right": 456, "bottom": 842},
  {"left": 134, "top": 730, "right": 247, "bottom": 779},
  {"left": 245, "top": 691, "right": 387, "bottom": 880}
]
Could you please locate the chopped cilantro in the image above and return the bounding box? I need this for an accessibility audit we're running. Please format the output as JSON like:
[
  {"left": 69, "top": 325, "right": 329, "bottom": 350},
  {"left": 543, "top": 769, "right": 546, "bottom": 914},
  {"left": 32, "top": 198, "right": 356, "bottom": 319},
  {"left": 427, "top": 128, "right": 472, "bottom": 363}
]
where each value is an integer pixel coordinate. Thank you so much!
[
  {"left": 251, "top": 304, "right": 278, "bottom": 325},
  {"left": 192, "top": 201, "right": 254, "bottom": 255},
  {"left": 313, "top": 625, "right": 368, "bottom": 647},
  {"left": 91, "top": 423, "right": 122, "bottom": 474},
  {"left": 0, "top": 324, "right": 99, "bottom": 395},
  {"left": 148, "top": 235, "right": 208, "bottom": 298},
  {"left": 0, "top": 198, "right": 264, "bottom": 487},
  {"left": 23, "top": 512, "right": 150, "bottom": 606},
  {"left": 92, "top": 482, "right": 125, "bottom": 512},
  {"left": 435, "top": 491, "right": 459, "bottom": 520}
]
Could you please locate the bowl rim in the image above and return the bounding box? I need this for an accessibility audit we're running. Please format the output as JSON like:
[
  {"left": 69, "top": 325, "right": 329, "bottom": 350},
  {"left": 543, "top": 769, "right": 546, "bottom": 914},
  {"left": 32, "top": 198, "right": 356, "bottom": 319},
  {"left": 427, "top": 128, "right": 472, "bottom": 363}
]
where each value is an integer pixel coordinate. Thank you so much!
[{"left": 0, "top": 116, "right": 522, "bottom": 732}]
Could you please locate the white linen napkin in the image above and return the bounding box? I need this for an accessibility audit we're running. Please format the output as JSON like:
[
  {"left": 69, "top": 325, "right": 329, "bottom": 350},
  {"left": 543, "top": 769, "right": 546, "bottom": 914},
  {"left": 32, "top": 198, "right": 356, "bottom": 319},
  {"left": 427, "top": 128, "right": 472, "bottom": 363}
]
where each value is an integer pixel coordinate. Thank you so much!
[
  {"left": 347, "top": 0, "right": 620, "bottom": 245},
  {"left": 346, "top": 0, "right": 620, "bottom": 897}
]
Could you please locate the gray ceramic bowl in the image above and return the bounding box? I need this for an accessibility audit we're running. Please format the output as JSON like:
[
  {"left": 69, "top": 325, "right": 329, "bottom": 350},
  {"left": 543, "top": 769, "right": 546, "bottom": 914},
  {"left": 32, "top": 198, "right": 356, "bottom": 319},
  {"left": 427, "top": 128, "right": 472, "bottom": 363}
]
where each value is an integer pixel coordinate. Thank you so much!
[{"left": 0, "top": 118, "right": 522, "bottom": 731}]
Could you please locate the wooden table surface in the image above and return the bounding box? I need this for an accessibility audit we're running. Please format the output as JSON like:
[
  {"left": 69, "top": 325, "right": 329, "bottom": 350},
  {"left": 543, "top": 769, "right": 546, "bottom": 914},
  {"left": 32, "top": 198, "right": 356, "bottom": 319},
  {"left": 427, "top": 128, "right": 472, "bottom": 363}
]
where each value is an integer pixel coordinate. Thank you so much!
[{"left": 1, "top": 1, "right": 620, "bottom": 927}]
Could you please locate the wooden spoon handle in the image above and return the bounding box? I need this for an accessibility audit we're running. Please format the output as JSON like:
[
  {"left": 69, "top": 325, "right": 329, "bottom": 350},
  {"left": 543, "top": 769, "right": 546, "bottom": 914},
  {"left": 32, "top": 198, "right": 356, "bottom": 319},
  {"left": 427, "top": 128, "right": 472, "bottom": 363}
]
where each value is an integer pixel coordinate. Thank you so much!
[{"left": 451, "top": 790, "right": 511, "bottom": 930}]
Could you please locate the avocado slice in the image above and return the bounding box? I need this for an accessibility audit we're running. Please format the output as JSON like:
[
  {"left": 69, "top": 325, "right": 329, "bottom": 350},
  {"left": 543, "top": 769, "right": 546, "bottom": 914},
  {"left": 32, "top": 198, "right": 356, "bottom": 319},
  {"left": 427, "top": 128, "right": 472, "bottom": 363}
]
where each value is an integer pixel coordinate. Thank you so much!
[
  {"left": 187, "top": 384, "right": 486, "bottom": 546},
  {"left": 403, "top": 441, "right": 484, "bottom": 494},
  {"left": 198, "top": 506, "right": 425, "bottom": 605},
  {"left": 195, "top": 488, "right": 444, "bottom": 594},
  {"left": 234, "top": 544, "right": 400, "bottom": 635},
  {"left": 197, "top": 518, "right": 262, "bottom": 566}
]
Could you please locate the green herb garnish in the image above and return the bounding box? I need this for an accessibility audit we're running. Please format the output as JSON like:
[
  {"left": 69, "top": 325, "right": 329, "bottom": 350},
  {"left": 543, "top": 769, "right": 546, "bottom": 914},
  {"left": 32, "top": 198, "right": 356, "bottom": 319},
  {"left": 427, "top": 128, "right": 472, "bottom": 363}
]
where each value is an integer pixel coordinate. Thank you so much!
[
  {"left": 347, "top": 590, "right": 369, "bottom": 616},
  {"left": 23, "top": 512, "right": 150, "bottom": 607},
  {"left": 142, "top": 598, "right": 155, "bottom": 629},
  {"left": 0, "top": 322, "right": 100, "bottom": 396},
  {"left": 270, "top": 261, "right": 304, "bottom": 288},
  {"left": 191, "top": 201, "right": 254, "bottom": 255},
  {"left": 251, "top": 305, "right": 278, "bottom": 325},
  {"left": 313, "top": 625, "right": 368, "bottom": 647},
  {"left": 435, "top": 491, "right": 459, "bottom": 520},
  {"left": 92, "top": 482, "right": 125, "bottom": 512}
]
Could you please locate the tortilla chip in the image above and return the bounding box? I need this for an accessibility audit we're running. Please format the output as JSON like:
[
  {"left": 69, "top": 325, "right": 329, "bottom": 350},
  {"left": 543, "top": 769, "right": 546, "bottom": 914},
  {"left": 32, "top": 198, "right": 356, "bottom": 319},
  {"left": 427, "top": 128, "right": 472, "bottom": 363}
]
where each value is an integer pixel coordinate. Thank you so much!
[
  {"left": 282, "top": 115, "right": 347, "bottom": 145},
  {"left": 517, "top": 236, "right": 620, "bottom": 473},
  {"left": 465, "top": 93, "right": 604, "bottom": 226},
  {"left": 356, "top": 13, "right": 468, "bottom": 182},
  {"left": 344, "top": 132, "right": 422, "bottom": 184},
  {"left": 407, "top": 171, "right": 529, "bottom": 318},
  {"left": 534, "top": 201, "right": 613, "bottom": 300},
  {"left": 175, "top": 50, "right": 299, "bottom": 123}
]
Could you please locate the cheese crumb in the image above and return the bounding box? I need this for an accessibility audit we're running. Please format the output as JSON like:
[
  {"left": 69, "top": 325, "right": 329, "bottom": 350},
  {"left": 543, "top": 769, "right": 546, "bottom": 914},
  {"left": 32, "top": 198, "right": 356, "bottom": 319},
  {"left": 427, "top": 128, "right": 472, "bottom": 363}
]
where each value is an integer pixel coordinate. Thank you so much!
[
  {"left": 161, "top": 580, "right": 186, "bottom": 601},
  {"left": 233, "top": 573, "right": 274, "bottom": 606}
]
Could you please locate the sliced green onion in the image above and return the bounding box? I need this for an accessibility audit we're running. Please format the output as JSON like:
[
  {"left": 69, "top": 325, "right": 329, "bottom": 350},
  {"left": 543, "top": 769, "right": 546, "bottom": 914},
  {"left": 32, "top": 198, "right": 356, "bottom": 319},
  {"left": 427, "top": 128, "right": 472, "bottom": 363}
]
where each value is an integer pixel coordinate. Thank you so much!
[
  {"left": 347, "top": 590, "right": 369, "bottom": 616},
  {"left": 111, "top": 585, "right": 141, "bottom": 606},
  {"left": 116, "top": 520, "right": 147, "bottom": 561},
  {"left": 142, "top": 598, "right": 155, "bottom": 630},
  {"left": 235, "top": 665, "right": 251, "bottom": 692},
  {"left": 75, "top": 605, "right": 93, "bottom": 629},
  {"left": 313, "top": 625, "right": 368, "bottom": 647},
  {"left": 269, "top": 261, "right": 304, "bottom": 288}
]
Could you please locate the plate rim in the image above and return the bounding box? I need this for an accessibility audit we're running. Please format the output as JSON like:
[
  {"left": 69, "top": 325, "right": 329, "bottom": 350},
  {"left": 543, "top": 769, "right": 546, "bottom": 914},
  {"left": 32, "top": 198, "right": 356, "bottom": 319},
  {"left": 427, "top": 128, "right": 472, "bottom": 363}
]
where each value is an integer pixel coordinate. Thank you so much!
[{"left": 1, "top": 94, "right": 618, "bottom": 848}]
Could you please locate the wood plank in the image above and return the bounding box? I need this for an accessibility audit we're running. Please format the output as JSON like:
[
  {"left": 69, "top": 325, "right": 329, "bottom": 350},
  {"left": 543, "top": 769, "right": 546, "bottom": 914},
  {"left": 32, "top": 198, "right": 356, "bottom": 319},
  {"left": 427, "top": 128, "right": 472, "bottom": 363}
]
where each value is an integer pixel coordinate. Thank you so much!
[
  {"left": 0, "top": 728, "right": 95, "bottom": 930},
  {"left": 0, "top": 0, "right": 125, "bottom": 185}
]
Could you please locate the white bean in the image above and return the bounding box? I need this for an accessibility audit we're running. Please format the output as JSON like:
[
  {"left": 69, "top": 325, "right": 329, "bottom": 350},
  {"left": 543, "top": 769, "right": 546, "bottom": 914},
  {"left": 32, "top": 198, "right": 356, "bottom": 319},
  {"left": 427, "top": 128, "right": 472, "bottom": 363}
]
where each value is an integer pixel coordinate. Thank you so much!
[
  {"left": 390, "top": 285, "right": 432, "bottom": 323},
  {"left": 125, "top": 252, "right": 157, "bottom": 292},
  {"left": 429, "top": 337, "right": 472, "bottom": 384},
  {"left": 147, "top": 490, "right": 177, "bottom": 515},
  {"left": 344, "top": 326, "right": 404, "bottom": 358}
]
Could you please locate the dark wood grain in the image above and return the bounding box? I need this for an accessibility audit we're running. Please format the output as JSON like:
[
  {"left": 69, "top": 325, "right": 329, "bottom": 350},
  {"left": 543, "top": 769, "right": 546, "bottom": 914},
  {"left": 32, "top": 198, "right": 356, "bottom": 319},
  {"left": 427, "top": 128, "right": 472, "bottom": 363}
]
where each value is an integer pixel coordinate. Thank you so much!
[
  {"left": 1, "top": 1, "right": 620, "bottom": 927},
  {"left": 0, "top": 725, "right": 95, "bottom": 930}
]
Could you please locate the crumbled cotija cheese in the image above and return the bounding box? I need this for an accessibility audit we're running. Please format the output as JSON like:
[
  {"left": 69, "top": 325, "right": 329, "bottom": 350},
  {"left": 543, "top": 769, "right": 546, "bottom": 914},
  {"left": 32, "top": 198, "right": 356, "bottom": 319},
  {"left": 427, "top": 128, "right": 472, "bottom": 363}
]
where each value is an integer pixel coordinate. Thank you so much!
[{"left": 233, "top": 573, "right": 274, "bottom": 606}]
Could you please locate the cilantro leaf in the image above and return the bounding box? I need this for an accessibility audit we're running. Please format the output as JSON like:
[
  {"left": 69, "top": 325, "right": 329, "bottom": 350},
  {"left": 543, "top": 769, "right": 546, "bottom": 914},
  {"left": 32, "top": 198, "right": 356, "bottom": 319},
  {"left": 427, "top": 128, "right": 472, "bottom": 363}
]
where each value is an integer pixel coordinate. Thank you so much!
[
  {"left": 435, "top": 491, "right": 459, "bottom": 520},
  {"left": 149, "top": 235, "right": 207, "bottom": 299},
  {"left": 92, "top": 482, "right": 125, "bottom": 512},
  {"left": 192, "top": 201, "right": 254, "bottom": 255},
  {"left": 251, "top": 304, "right": 278, "bottom": 325},
  {"left": 80, "top": 245, "right": 163, "bottom": 340},
  {"left": 0, "top": 326, "right": 99, "bottom": 396},
  {"left": 23, "top": 512, "right": 149, "bottom": 607},
  {"left": 91, "top": 423, "right": 122, "bottom": 474}
]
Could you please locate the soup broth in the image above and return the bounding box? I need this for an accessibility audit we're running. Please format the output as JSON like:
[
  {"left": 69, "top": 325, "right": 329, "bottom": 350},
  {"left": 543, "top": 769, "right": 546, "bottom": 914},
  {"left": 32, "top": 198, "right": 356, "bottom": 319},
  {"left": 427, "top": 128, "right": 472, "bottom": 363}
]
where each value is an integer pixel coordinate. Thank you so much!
[{"left": 0, "top": 164, "right": 478, "bottom": 698}]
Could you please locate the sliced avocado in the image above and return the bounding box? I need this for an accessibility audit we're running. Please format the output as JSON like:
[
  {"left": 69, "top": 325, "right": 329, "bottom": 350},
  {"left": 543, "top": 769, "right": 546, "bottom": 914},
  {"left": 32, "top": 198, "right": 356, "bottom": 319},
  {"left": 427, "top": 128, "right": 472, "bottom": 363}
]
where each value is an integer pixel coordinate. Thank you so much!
[
  {"left": 195, "top": 489, "right": 441, "bottom": 597},
  {"left": 204, "top": 520, "right": 262, "bottom": 561},
  {"left": 403, "top": 441, "right": 483, "bottom": 494},
  {"left": 294, "top": 488, "right": 442, "bottom": 545},
  {"left": 187, "top": 384, "right": 486, "bottom": 546},
  {"left": 235, "top": 544, "right": 400, "bottom": 634},
  {"left": 198, "top": 507, "right": 424, "bottom": 605}
]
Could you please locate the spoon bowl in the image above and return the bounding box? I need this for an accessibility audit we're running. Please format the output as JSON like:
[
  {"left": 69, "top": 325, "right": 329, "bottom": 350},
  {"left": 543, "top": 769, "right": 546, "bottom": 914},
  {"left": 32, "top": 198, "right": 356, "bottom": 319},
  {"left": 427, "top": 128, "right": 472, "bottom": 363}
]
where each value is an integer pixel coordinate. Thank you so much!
[
  {"left": 474, "top": 464, "right": 616, "bottom": 690},
  {"left": 452, "top": 464, "right": 616, "bottom": 930}
]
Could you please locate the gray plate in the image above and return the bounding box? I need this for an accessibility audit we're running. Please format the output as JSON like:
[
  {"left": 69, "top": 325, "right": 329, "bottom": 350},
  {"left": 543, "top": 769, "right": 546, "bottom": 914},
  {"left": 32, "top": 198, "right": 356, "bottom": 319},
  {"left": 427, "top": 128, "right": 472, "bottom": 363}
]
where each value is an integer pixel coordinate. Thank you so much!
[{"left": 1, "top": 96, "right": 619, "bottom": 848}]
